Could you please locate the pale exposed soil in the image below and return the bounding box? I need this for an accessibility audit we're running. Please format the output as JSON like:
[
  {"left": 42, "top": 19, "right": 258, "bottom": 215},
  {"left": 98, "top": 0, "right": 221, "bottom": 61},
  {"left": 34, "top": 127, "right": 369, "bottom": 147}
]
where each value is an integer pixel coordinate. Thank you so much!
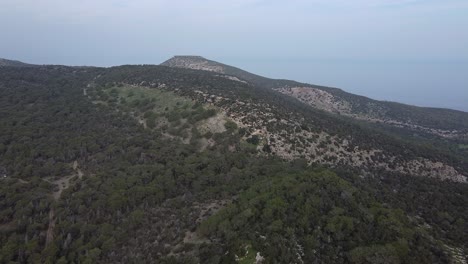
[
  {"left": 444, "top": 245, "right": 467, "bottom": 264},
  {"left": 275, "top": 87, "right": 466, "bottom": 139},
  {"left": 276, "top": 87, "right": 352, "bottom": 114},
  {"left": 190, "top": 90, "right": 467, "bottom": 183},
  {"left": 137, "top": 117, "right": 148, "bottom": 129},
  {"left": 95, "top": 81, "right": 467, "bottom": 182},
  {"left": 47, "top": 161, "right": 84, "bottom": 201},
  {"left": 197, "top": 112, "right": 227, "bottom": 134},
  {"left": 216, "top": 74, "right": 248, "bottom": 84},
  {"left": 50, "top": 175, "right": 75, "bottom": 201},
  {"left": 163, "top": 56, "right": 225, "bottom": 73},
  {"left": 197, "top": 137, "right": 216, "bottom": 152}
]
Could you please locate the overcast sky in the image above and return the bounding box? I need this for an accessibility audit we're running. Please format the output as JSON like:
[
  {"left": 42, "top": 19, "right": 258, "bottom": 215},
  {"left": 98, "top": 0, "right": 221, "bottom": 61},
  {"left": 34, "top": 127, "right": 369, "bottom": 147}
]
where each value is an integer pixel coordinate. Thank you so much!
[{"left": 1, "top": 0, "right": 467, "bottom": 111}]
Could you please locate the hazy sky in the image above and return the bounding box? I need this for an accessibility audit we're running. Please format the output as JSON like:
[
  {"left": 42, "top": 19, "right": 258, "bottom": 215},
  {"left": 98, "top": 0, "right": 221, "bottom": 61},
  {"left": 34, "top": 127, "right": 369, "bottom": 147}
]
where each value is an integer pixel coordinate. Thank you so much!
[{"left": 1, "top": 0, "right": 467, "bottom": 111}]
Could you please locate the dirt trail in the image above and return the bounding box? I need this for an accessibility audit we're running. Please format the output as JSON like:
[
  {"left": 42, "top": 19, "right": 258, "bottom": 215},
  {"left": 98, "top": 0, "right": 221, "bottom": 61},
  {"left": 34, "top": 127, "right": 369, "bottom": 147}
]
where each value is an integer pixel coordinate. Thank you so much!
[
  {"left": 73, "top": 160, "right": 84, "bottom": 179},
  {"left": 45, "top": 207, "right": 56, "bottom": 247},
  {"left": 47, "top": 161, "right": 84, "bottom": 200},
  {"left": 51, "top": 175, "right": 74, "bottom": 200},
  {"left": 45, "top": 161, "right": 84, "bottom": 248}
]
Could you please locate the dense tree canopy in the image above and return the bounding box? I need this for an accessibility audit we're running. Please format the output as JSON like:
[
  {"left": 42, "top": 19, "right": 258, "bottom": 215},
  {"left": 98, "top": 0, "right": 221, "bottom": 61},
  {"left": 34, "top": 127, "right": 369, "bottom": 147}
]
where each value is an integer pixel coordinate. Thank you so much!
[{"left": 0, "top": 66, "right": 466, "bottom": 263}]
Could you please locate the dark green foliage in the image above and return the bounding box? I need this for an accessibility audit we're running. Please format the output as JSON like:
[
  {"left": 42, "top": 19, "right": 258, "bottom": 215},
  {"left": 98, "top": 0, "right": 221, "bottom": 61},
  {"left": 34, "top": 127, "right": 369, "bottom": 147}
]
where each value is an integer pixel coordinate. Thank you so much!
[
  {"left": 224, "top": 120, "right": 238, "bottom": 131},
  {"left": 198, "top": 169, "right": 451, "bottom": 263},
  {"left": 0, "top": 65, "right": 465, "bottom": 263},
  {"left": 246, "top": 135, "right": 260, "bottom": 145},
  {"left": 97, "top": 65, "right": 467, "bottom": 172},
  {"left": 335, "top": 168, "right": 468, "bottom": 248}
]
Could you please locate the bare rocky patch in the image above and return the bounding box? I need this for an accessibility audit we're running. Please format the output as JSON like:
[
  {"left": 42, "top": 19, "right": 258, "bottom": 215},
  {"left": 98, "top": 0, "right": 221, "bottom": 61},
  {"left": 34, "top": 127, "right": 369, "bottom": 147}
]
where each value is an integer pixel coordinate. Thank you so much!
[
  {"left": 276, "top": 86, "right": 467, "bottom": 139},
  {"left": 185, "top": 87, "right": 467, "bottom": 183},
  {"left": 216, "top": 74, "right": 248, "bottom": 84},
  {"left": 92, "top": 81, "right": 467, "bottom": 183},
  {"left": 161, "top": 56, "right": 225, "bottom": 73},
  {"left": 197, "top": 112, "right": 227, "bottom": 134}
]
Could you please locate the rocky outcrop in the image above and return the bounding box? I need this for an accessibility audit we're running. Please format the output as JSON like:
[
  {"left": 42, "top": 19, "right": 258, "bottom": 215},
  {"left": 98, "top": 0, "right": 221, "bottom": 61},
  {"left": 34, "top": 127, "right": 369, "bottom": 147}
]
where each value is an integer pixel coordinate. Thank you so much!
[{"left": 161, "top": 56, "right": 225, "bottom": 73}]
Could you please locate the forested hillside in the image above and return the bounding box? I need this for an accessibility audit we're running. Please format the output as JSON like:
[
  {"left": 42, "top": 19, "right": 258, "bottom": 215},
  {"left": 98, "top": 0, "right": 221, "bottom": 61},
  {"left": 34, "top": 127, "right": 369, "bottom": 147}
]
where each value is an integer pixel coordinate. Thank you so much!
[
  {"left": 0, "top": 65, "right": 466, "bottom": 263},
  {"left": 95, "top": 65, "right": 468, "bottom": 182},
  {"left": 162, "top": 56, "right": 468, "bottom": 147},
  {"left": 0, "top": 58, "right": 35, "bottom": 67}
]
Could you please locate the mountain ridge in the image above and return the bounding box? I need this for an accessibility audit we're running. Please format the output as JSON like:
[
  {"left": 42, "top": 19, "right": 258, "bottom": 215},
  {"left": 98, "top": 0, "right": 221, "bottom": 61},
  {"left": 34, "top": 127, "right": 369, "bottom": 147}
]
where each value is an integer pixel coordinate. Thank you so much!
[
  {"left": 4, "top": 55, "right": 466, "bottom": 114},
  {"left": 161, "top": 56, "right": 468, "bottom": 138},
  {"left": 0, "top": 58, "right": 35, "bottom": 67}
]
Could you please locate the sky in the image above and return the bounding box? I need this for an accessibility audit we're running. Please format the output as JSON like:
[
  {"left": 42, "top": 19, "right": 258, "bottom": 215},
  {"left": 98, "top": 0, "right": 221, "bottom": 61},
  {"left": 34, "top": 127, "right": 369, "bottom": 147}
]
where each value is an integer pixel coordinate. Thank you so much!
[{"left": 1, "top": 0, "right": 467, "bottom": 111}]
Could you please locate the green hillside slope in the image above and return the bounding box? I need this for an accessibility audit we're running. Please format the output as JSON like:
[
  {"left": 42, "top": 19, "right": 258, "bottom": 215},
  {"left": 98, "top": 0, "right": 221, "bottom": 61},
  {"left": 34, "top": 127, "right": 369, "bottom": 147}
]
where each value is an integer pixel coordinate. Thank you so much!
[{"left": 0, "top": 65, "right": 466, "bottom": 263}]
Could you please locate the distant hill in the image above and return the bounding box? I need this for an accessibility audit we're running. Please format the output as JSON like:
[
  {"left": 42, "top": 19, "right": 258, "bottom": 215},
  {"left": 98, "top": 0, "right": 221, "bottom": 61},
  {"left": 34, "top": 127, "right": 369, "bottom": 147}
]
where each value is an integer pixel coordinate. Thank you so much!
[
  {"left": 161, "top": 55, "right": 287, "bottom": 86},
  {"left": 161, "top": 56, "right": 468, "bottom": 140},
  {"left": 0, "top": 58, "right": 35, "bottom": 67}
]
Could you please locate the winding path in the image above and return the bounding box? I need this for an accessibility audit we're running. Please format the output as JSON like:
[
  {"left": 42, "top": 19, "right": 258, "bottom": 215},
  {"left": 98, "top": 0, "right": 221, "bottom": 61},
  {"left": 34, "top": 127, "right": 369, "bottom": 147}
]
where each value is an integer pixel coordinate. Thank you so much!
[{"left": 45, "top": 161, "right": 84, "bottom": 248}]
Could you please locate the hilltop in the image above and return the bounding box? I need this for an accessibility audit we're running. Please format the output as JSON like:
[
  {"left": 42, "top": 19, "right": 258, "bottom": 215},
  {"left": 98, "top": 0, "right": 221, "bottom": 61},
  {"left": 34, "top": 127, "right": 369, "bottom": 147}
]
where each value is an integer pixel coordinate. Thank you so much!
[{"left": 0, "top": 58, "right": 35, "bottom": 67}]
